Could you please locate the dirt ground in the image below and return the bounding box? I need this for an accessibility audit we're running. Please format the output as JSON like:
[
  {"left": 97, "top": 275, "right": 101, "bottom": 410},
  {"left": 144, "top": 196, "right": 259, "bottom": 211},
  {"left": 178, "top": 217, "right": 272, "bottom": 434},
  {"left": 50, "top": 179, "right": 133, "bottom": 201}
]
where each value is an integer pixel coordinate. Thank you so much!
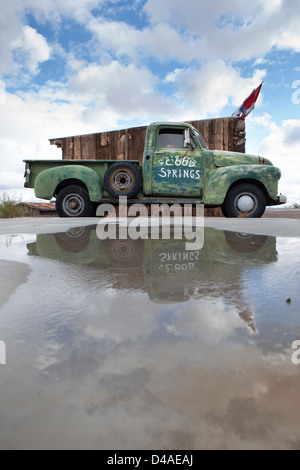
[{"left": 263, "top": 209, "right": 300, "bottom": 219}]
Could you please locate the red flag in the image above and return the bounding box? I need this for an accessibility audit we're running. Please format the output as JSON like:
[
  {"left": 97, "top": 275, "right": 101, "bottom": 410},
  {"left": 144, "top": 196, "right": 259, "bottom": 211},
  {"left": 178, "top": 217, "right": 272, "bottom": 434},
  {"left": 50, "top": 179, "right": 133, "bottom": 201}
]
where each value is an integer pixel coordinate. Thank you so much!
[{"left": 232, "top": 83, "right": 263, "bottom": 119}]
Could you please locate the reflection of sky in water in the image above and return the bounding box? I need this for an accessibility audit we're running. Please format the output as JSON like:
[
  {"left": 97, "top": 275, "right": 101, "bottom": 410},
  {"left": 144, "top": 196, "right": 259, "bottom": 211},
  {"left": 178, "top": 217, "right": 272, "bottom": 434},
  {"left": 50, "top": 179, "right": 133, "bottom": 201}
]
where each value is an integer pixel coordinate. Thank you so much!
[{"left": 0, "top": 229, "right": 299, "bottom": 450}]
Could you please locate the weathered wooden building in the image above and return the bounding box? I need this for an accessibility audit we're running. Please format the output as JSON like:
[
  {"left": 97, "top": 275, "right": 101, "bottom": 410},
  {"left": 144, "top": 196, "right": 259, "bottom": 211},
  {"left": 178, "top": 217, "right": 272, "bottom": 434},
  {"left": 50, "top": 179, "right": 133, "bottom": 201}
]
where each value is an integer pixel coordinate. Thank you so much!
[{"left": 49, "top": 117, "right": 246, "bottom": 161}]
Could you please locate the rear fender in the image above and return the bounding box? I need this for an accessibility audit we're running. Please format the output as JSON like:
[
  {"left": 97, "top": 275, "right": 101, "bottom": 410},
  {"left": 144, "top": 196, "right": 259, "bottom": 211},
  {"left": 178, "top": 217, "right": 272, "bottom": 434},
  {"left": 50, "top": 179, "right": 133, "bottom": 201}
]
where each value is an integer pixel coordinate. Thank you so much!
[{"left": 34, "top": 165, "right": 103, "bottom": 202}]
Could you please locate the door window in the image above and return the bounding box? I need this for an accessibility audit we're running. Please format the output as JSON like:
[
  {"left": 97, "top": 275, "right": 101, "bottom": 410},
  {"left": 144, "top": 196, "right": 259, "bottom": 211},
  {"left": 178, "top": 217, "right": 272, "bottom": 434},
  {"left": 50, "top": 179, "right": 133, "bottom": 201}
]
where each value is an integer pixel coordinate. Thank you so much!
[{"left": 158, "top": 129, "right": 185, "bottom": 149}]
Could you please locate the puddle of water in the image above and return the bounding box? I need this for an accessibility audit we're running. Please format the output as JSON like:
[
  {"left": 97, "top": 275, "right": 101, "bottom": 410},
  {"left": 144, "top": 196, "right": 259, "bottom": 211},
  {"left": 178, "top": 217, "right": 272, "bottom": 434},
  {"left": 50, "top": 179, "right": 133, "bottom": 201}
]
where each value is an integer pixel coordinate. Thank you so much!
[{"left": 0, "top": 226, "right": 300, "bottom": 450}]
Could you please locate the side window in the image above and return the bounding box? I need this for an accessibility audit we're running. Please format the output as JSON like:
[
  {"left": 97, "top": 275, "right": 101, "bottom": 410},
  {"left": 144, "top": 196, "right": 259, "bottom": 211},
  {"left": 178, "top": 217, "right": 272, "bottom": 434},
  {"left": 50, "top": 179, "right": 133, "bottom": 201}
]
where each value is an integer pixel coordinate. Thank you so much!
[{"left": 158, "top": 129, "right": 185, "bottom": 149}]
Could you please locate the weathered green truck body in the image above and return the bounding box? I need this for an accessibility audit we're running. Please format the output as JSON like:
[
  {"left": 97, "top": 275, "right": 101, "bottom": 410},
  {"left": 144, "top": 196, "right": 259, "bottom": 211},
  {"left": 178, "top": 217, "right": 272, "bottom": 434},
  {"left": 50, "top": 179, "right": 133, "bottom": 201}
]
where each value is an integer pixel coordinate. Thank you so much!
[{"left": 24, "top": 121, "right": 286, "bottom": 218}]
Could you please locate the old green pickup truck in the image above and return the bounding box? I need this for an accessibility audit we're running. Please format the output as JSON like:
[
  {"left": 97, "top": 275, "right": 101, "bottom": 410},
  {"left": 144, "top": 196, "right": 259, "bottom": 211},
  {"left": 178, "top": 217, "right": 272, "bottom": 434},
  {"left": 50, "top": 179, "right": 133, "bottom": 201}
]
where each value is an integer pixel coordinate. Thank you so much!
[{"left": 24, "top": 121, "right": 286, "bottom": 218}]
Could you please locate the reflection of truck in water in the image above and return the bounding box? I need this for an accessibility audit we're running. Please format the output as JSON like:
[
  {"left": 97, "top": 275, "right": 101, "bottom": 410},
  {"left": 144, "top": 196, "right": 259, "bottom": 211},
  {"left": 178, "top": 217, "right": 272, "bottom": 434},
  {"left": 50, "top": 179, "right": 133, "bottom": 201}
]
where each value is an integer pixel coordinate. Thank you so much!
[
  {"left": 28, "top": 227, "right": 277, "bottom": 328},
  {"left": 24, "top": 122, "right": 286, "bottom": 218}
]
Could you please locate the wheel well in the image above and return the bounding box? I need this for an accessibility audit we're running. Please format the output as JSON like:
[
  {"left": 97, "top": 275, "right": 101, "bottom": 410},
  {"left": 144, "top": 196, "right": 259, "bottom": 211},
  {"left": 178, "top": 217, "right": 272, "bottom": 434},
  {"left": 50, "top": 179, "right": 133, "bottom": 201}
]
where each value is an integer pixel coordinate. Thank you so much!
[
  {"left": 226, "top": 179, "right": 271, "bottom": 204},
  {"left": 54, "top": 179, "right": 88, "bottom": 197}
]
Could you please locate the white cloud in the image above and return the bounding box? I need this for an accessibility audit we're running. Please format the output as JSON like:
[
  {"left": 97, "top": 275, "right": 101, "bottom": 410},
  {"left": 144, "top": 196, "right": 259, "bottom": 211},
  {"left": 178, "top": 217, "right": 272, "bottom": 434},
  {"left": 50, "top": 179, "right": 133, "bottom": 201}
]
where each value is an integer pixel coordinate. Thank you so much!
[
  {"left": 169, "top": 61, "right": 266, "bottom": 118},
  {"left": 11, "top": 26, "right": 52, "bottom": 75},
  {"left": 2, "top": 0, "right": 300, "bottom": 79},
  {"left": 254, "top": 58, "right": 268, "bottom": 66},
  {"left": 0, "top": 187, "right": 40, "bottom": 203},
  {"left": 68, "top": 60, "right": 180, "bottom": 119},
  {"left": 22, "top": 0, "right": 104, "bottom": 24},
  {"left": 0, "top": 87, "right": 114, "bottom": 195},
  {"left": 143, "top": 0, "right": 256, "bottom": 29},
  {"left": 0, "top": 0, "right": 24, "bottom": 74},
  {"left": 88, "top": 19, "right": 203, "bottom": 64},
  {"left": 251, "top": 117, "right": 300, "bottom": 204},
  {"left": 0, "top": 172, "right": 24, "bottom": 190},
  {"left": 0, "top": 0, "right": 100, "bottom": 75},
  {"left": 164, "top": 68, "right": 185, "bottom": 84},
  {"left": 143, "top": 0, "right": 300, "bottom": 60}
]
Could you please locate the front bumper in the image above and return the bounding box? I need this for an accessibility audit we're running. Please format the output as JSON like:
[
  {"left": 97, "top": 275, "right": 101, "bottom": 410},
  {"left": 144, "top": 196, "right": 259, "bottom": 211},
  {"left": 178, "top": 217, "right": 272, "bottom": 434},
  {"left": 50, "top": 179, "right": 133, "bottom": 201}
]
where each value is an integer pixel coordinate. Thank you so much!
[
  {"left": 268, "top": 194, "right": 287, "bottom": 206},
  {"left": 276, "top": 194, "right": 287, "bottom": 205}
]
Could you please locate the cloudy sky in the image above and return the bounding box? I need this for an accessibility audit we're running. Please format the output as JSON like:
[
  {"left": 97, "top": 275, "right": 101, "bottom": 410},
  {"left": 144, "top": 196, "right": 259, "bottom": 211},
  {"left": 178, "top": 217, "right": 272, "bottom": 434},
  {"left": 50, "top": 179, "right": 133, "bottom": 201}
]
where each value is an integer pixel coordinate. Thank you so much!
[{"left": 0, "top": 0, "right": 300, "bottom": 204}]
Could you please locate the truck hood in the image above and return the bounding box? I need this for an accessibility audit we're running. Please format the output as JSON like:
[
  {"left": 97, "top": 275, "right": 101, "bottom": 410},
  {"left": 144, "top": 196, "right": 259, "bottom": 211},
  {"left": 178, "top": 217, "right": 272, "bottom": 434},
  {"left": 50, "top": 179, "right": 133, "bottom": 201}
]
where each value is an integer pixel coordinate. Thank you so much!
[{"left": 212, "top": 150, "right": 273, "bottom": 168}]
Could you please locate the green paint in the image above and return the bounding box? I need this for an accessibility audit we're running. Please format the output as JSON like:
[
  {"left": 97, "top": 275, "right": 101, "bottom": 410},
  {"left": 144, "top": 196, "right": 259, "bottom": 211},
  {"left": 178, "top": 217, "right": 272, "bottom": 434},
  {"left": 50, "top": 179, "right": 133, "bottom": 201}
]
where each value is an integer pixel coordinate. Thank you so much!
[
  {"left": 141, "top": 122, "right": 282, "bottom": 205},
  {"left": 212, "top": 151, "right": 273, "bottom": 168},
  {"left": 24, "top": 160, "right": 138, "bottom": 201},
  {"left": 203, "top": 165, "right": 281, "bottom": 205},
  {"left": 24, "top": 122, "right": 285, "bottom": 210},
  {"left": 34, "top": 165, "right": 103, "bottom": 202}
]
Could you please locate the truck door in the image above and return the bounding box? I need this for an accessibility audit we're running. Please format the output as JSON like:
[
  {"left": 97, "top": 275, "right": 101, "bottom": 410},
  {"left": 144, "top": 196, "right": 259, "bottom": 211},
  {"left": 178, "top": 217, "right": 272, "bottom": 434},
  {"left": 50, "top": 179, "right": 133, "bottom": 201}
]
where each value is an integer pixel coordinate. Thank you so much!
[{"left": 151, "top": 126, "right": 204, "bottom": 197}]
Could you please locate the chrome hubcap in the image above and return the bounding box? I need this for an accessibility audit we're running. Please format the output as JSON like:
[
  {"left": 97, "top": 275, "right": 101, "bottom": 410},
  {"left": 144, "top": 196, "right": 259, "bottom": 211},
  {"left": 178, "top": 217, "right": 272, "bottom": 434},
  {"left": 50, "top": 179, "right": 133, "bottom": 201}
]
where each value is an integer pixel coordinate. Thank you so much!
[
  {"left": 236, "top": 194, "right": 256, "bottom": 213},
  {"left": 63, "top": 194, "right": 85, "bottom": 216},
  {"left": 114, "top": 241, "right": 134, "bottom": 260}
]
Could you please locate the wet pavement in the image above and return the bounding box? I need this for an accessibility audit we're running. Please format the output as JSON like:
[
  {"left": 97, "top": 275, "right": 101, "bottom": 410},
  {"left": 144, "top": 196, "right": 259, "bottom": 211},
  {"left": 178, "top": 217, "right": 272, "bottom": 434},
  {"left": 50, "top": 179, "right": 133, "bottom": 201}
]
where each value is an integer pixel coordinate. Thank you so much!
[{"left": 0, "top": 218, "right": 300, "bottom": 449}]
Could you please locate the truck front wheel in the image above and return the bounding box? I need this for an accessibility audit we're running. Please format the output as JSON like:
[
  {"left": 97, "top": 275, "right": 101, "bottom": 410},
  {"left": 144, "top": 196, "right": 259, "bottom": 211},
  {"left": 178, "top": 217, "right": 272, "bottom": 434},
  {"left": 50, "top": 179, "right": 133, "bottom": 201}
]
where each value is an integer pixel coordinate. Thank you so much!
[
  {"left": 222, "top": 183, "right": 266, "bottom": 218},
  {"left": 56, "top": 185, "right": 94, "bottom": 218}
]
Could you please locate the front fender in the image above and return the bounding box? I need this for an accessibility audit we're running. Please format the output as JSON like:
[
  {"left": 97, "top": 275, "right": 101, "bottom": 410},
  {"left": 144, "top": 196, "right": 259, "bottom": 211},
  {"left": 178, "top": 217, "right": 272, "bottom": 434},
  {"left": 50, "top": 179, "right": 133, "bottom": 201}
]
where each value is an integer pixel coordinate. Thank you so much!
[
  {"left": 34, "top": 165, "right": 103, "bottom": 202},
  {"left": 203, "top": 165, "right": 281, "bottom": 205}
]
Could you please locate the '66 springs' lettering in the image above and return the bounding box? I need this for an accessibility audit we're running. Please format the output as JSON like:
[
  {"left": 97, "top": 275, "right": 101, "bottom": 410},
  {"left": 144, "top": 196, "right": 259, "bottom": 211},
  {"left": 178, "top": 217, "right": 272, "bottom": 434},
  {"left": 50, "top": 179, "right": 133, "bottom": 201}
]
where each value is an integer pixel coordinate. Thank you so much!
[{"left": 158, "top": 168, "right": 202, "bottom": 180}]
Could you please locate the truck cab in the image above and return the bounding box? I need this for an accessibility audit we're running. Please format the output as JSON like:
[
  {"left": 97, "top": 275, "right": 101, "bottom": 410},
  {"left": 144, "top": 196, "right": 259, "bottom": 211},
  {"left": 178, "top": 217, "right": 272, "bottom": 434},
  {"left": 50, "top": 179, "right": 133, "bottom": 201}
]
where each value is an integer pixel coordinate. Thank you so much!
[{"left": 142, "top": 122, "right": 286, "bottom": 217}]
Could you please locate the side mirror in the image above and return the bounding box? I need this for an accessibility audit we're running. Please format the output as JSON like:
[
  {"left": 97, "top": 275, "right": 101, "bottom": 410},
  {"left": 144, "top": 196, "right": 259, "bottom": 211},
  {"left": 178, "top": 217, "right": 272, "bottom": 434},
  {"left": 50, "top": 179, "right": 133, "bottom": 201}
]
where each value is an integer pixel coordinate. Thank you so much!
[{"left": 184, "top": 129, "right": 192, "bottom": 148}]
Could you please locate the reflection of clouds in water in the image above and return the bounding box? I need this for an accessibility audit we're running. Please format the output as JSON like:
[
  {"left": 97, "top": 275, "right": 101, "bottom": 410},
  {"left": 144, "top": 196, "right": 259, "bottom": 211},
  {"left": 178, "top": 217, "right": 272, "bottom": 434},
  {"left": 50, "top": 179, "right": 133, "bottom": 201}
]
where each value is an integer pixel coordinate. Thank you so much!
[
  {"left": 82, "top": 292, "right": 159, "bottom": 344},
  {"left": 164, "top": 299, "right": 243, "bottom": 344},
  {"left": 80, "top": 293, "right": 247, "bottom": 345},
  {"left": 1, "top": 235, "right": 300, "bottom": 449},
  {"left": 24, "top": 340, "right": 300, "bottom": 450}
]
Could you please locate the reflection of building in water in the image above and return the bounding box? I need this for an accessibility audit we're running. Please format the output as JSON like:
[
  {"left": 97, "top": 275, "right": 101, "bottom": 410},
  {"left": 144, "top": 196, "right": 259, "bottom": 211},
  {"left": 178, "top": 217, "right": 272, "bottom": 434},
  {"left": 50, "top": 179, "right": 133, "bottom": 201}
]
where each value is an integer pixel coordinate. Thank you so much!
[{"left": 27, "top": 227, "right": 277, "bottom": 333}]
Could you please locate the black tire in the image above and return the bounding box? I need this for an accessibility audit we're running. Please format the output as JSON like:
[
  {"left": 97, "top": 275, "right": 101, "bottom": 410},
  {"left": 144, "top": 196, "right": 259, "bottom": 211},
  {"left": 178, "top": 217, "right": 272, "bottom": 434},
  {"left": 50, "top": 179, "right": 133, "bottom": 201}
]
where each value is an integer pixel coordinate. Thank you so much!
[
  {"left": 221, "top": 204, "right": 229, "bottom": 218},
  {"left": 105, "top": 239, "right": 142, "bottom": 268},
  {"left": 104, "top": 162, "right": 142, "bottom": 199},
  {"left": 56, "top": 185, "right": 94, "bottom": 218},
  {"left": 222, "top": 183, "right": 266, "bottom": 218},
  {"left": 224, "top": 231, "right": 268, "bottom": 253},
  {"left": 55, "top": 227, "right": 92, "bottom": 252}
]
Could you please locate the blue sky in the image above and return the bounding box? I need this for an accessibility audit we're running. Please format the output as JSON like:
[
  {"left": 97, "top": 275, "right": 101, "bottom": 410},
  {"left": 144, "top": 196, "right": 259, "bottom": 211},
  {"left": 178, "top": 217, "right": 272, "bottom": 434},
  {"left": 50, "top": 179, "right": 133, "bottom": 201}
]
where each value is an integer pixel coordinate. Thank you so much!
[{"left": 0, "top": 0, "right": 300, "bottom": 203}]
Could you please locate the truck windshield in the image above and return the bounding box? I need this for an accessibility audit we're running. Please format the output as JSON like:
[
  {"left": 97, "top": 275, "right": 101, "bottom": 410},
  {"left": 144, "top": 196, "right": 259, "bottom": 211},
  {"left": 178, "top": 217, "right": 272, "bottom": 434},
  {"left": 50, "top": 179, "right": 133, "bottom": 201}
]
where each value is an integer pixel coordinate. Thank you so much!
[{"left": 193, "top": 128, "right": 209, "bottom": 150}]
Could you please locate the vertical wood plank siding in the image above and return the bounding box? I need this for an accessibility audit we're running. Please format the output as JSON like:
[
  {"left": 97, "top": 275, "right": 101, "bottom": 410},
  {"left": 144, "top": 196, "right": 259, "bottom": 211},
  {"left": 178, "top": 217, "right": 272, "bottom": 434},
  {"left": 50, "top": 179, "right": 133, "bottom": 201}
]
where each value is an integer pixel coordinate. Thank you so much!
[{"left": 50, "top": 118, "right": 245, "bottom": 162}]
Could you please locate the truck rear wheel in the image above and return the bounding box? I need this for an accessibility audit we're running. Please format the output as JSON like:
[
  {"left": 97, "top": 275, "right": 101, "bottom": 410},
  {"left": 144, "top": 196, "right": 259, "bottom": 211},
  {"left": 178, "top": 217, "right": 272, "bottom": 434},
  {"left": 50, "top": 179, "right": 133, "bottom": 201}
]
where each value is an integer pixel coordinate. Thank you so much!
[
  {"left": 55, "top": 227, "right": 92, "bottom": 252},
  {"left": 222, "top": 183, "right": 266, "bottom": 218},
  {"left": 104, "top": 162, "right": 142, "bottom": 199},
  {"left": 56, "top": 185, "right": 94, "bottom": 218}
]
